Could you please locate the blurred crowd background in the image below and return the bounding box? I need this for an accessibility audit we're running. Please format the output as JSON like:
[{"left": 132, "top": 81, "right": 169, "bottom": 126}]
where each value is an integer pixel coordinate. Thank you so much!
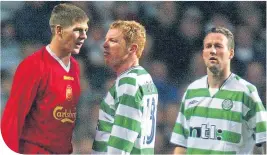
[{"left": 1, "top": 1, "right": 266, "bottom": 154}]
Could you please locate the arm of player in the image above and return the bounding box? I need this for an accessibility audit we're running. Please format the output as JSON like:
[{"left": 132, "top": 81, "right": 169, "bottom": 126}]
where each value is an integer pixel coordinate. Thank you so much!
[
  {"left": 107, "top": 78, "right": 141, "bottom": 154},
  {"left": 107, "top": 95, "right": 141, "bottom": 154},
  {"left": 170, "top": 91, "right": 189, "bottom": 155},
  {"left": 1, "top": 59, "right": 42, "bottom": 153},
  {"left": 247, "top": 87, "right": 266, "bottom": 149},
  {"left": 174, "top": 146, "right": 186, "bottom": 154},
  {"left": 245, "top": 86, "right": 266, "bottom": 154}
]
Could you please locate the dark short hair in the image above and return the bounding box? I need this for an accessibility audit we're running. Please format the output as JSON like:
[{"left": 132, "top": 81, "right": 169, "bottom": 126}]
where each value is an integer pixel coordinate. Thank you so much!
[
  {"left": 49, "top": 3, "right": 89, "bottom": 35},
  {"left": 205, "top": 27, "right": 235, "bottom": 50}
]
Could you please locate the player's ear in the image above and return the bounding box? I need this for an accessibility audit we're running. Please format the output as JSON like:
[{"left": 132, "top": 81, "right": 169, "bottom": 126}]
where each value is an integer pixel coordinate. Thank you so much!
[
  {"left": 229, "top": 48, "right": 234, "bottom": 59},
  {"left": 128, "top": 44, "right": 138, "bottom": 55},
  {"left": 55, "top": 25, "right": 63, "bottom": 36}
]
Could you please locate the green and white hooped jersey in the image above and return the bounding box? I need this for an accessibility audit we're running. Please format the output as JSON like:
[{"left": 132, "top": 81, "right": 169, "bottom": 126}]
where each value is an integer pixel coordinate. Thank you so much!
[
  {"left": 92, "top": 66, "right": 158, "bottom": 154},
  {"left": 170, "top": 73, "right": 266, "bottom": 154}
]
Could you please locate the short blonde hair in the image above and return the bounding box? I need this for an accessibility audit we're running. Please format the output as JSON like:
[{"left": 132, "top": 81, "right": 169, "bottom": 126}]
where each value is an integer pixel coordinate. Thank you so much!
[
  {"left": 49, "top": 3, "right": 89, "bottom": 36},
  {"left": 109, "top": 20, "right": 146, "bottom": 58}
]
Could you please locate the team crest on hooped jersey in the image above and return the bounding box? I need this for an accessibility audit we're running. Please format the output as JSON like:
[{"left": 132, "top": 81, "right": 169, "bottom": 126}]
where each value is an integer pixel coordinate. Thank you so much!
[
  {"left": 66, "top": 85, "right": 73, "bottom": 101},
  {"left": 222, "top": 99, "right": 233, "bottom": 111}
]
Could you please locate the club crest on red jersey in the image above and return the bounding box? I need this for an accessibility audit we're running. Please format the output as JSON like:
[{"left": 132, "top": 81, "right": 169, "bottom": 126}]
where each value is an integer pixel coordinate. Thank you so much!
[{"left": 66, "top": 85, "right": 73, "bottom": 101}]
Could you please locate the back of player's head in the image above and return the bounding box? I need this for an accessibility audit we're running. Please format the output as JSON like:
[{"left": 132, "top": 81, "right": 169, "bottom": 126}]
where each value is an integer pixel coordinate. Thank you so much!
[
  {"left": 49, "top": 3, "right": 89, "bottom": 35},
  {"left": 109, "top": 20, "right": 146, "bottom": 58},
  {"left": 205, "top": 27, "right": 235, "bottom": 50}
]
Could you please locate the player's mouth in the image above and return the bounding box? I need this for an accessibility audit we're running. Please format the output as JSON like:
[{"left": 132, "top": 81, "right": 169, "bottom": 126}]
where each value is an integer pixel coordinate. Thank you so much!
[
  {"left": 103, "top": 50, "right": 109, "bottom": 56},
  {"left": 209, "top": 57, "right": 217, "bottom": 61},
  {"left": 75, "top": 42, "right": 83, "bottom": 47}
]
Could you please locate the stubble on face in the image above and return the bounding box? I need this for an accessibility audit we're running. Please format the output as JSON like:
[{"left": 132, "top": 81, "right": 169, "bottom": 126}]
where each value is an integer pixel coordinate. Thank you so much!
[
  {"left": 203, "top": 33, "right": 230, "bottom": 76},
  {"left": 208, "top": 65, "right": 220, "bottom": 75},
  {"left": 103, "top": 29, "right": 128, "bottom": 70}
]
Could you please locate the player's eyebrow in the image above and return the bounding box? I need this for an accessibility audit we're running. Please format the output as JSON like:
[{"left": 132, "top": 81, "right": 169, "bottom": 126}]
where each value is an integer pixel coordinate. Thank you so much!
[{"left": 73, "top": 27, "right": 88, "bottom": 32}]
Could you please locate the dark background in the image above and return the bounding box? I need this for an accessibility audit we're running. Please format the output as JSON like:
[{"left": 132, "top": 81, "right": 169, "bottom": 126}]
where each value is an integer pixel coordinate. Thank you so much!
[{"left": 1, "top": 1, "right": 266, "bottom": 154}]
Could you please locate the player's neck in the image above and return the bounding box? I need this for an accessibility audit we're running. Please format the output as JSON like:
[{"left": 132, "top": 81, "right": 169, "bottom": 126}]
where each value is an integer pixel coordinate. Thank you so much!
[
  {"left": 207, "top": 70, "right": 231, "bottom": 88},
  {"left": 49, "top": 40, "right": 71, "bottom": 66},
  {"left": 115, "top": 60, "right": 139, "bottom": 76}
]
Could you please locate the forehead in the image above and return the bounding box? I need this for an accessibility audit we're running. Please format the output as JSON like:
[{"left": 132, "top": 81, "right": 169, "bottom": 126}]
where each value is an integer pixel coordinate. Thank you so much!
[
  {"left": 106, "top": 28, "right": 124, "bottom": 38},
  {"left": 70, "top": 21, "right": 88, "bottom": 29},
  {"left": 204, "top": 33, "right": 228, "bottom": 44}
]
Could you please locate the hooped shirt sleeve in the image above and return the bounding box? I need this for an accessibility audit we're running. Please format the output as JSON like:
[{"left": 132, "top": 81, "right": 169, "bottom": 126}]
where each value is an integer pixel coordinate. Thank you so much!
[
  {"left": 245, "top": 86, "right": 266, "bottom": 144},
  {"left": 170, "top": 90, "right": 189, "bottom": 148},
  {"left": 107, "top": 77, "right": 142, "bottom": 154},
  {"left": 1, "top": 57, "right": 43, "bottom": 153}
]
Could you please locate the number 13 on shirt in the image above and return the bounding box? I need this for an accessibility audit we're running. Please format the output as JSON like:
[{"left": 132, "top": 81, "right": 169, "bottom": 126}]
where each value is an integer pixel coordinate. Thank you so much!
[{"left": 142, "top": 95, "right": 157, "bottom": 145}]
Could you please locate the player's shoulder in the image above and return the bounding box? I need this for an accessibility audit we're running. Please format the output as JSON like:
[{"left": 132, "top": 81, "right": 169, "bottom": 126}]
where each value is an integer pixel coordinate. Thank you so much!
[
  {"left": 127, "top": 66, "right": 149, "bottom": 77},
  {"left": 116, "top": 66, "right": 149, "bottom": 87},
  {"left": 18, "top": 46, "right": 46, "bottom": 68},
  {"left": 187, "top": 75, "right": 208, "bottom": 90},
  {"left": 226, "top": 73, "right": 258, "bottom": 94},
  {"left": 228, "top": 73, "right": 262, "bottom": 103},
  {"left": 13, "top": 46, "right": 46, "bottom": 75}
]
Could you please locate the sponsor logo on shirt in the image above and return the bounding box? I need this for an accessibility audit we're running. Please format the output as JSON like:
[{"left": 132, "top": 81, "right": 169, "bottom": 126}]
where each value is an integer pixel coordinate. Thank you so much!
[
  {"left": 190, "top": 124, "right": 240, "bottom": 143},
  {"left": 64, "top": 76, "right": 74, "bottom": 81},
  {"left": 53, "top": 106, "right": 76, "bottom": 123},
  {"left": 190, "top": 124, "right": 222, "bottom": 140},
  {"left": 66, "top": 85, "right": 73, "bottom": 101}
]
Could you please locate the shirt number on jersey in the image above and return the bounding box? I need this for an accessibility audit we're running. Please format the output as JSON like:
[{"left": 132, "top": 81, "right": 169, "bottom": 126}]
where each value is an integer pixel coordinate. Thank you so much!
[{"left": 143, "top": 97, "right": 156, "bottom": 144}]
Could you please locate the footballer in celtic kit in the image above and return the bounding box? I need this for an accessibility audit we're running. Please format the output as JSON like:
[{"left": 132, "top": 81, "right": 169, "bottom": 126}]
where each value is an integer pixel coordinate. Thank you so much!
[
  {"left": 92, "top": 20, "right": 158, "bottom": 154},
  {"left": 93, "top": 66, "right": 158, "bottom": 154},
  {"left": 170, "top": 27, "right": 266, "bottom": 154},
  {"left": 170, "top": 73, "right": 266, "bottom": 154}
]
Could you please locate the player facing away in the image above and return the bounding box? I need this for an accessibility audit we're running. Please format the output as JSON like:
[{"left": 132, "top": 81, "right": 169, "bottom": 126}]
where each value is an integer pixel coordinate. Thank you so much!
[
  {"left": 92, "top": 20, "right": 158, "bottom": 154},
  {"left": 170, "top": 27, "right": 266, "bottom": 154},
  {"left": 1, "top": 3, "right": 89, "bottom": 154}
]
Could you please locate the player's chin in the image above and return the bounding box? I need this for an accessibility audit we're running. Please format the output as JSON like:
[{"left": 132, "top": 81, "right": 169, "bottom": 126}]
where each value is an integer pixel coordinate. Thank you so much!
[
  {"left": 71, "top": 48, "right": 81, "bottom": 55},
  {"left": 104, "top": 59, "right": 109, "bottom": 66},
  {"left": 104, "top": 60, "right": 113, "bottom": 69},
  {"left": 208, "top": 65, "right": 220, "bottom": 74}
]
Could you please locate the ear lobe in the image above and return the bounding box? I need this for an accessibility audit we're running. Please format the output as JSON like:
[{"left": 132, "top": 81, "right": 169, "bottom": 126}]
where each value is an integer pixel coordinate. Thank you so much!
[{"left": 229, "top": 49, "right": 234, "bottom": 59}]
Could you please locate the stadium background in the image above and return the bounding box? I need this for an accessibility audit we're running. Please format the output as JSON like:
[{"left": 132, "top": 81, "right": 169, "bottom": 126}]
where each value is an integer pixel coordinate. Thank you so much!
[{"left": 1, "top": 1, "right": 266, "bottom": 154}]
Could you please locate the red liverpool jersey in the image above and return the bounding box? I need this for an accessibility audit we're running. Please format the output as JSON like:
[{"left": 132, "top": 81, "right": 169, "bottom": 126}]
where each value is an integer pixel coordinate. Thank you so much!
[{"left": 1, "top": 46, "right": 81, "bottom": 153}]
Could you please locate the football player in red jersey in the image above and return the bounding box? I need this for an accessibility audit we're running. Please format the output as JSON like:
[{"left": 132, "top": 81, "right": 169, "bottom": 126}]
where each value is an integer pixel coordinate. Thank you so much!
[{"left": 1, "top": 3, "right": 89, "bottom": 154}]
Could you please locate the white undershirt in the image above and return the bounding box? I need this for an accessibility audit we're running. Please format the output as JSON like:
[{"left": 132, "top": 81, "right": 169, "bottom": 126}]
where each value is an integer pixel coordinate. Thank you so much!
[
  {"left": 209, "top": 88, "right": 219, "bottom": 96},
  {"left": 46, "top": 45, "right": 70, "bottom": 72}
]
